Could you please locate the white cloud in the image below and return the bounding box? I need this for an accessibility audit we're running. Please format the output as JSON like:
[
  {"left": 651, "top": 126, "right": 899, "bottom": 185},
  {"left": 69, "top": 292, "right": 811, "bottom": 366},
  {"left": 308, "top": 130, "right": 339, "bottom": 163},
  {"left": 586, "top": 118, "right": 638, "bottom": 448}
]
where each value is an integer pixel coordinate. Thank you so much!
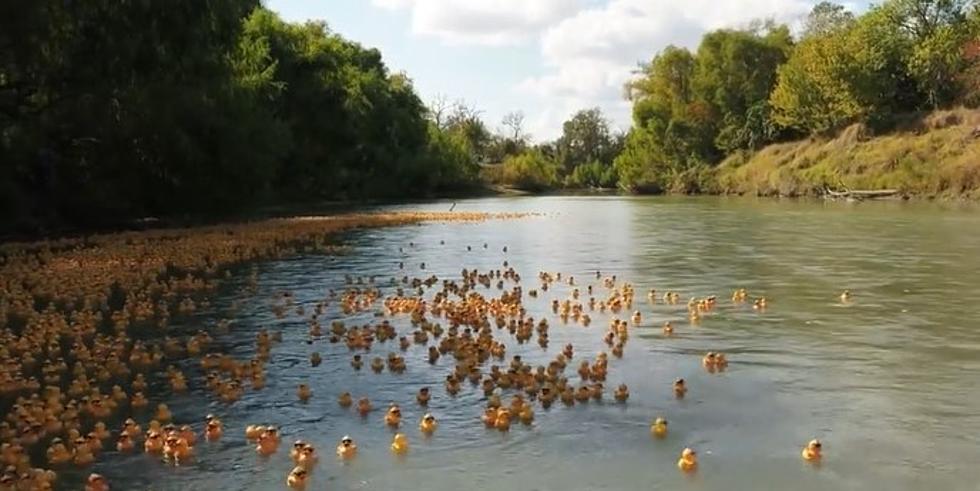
[
  {"left": 519, "top": 0, "right": 816, "bottom": 136},
  {"left": 371, "top": 0, "right": 583, "bottom": 46}
]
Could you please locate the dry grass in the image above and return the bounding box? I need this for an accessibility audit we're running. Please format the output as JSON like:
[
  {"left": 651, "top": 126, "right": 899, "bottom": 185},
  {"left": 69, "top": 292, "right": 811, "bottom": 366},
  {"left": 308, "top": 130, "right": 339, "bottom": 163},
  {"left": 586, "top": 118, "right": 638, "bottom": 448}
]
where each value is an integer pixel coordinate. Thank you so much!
[{"left": 716, "top": 108, "right": 980, "bottom": 198}]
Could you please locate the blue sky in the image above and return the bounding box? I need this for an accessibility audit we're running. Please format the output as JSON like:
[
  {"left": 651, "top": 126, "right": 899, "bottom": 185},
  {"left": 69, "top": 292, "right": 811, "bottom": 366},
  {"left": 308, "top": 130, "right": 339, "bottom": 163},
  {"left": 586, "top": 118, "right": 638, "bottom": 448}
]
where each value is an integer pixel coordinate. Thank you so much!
[{"left": 264, "top": 0, "right": 868, "bottom": 141}]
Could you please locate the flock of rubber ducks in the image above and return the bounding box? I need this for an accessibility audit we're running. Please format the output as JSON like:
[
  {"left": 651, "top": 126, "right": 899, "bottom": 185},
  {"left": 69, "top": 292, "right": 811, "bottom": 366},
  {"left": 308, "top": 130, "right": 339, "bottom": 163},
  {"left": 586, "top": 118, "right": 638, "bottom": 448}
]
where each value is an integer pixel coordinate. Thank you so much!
[{"left": 0, "top": 210, "right": 839, "bottom": 490}]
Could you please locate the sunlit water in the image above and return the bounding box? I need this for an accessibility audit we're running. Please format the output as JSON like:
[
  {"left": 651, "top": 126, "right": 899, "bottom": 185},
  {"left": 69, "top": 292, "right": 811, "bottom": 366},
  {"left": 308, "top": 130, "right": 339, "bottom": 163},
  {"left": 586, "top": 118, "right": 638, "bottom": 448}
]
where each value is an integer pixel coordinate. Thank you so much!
[{"left": 74, "top": 196, "right": 980, "bottom": 490}]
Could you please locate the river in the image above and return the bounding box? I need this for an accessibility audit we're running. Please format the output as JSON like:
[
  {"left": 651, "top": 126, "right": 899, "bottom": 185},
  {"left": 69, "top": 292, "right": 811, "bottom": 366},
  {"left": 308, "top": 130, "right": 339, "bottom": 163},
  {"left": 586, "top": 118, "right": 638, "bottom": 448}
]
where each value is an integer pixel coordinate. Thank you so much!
[{"left": 77, "top": 196, "right": 980, "bottom": 490}]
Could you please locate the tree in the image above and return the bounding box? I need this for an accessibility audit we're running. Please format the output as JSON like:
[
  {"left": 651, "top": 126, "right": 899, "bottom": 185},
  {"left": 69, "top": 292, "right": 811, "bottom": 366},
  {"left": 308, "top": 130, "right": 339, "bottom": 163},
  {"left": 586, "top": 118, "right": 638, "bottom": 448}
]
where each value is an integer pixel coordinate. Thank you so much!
[
  {"left": 555, "top": 108, "right": 614, "bottom": 174},
  {"left": 501, "top": 111, "right": 527, "bottom": 141},
  {"left": 804, "top": 2, "right": 856, "bottom": 38},
  {"left": 501, "top": 150, "right": 559, "bottom": 191}
]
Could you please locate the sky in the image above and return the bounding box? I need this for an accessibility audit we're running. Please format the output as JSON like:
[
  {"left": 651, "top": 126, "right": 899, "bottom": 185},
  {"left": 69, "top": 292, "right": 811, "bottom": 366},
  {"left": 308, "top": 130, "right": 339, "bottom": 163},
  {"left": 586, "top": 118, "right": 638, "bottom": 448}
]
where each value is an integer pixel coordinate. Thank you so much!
[{"left": 264, "top": 0, "right": 868, "bottom": 141}]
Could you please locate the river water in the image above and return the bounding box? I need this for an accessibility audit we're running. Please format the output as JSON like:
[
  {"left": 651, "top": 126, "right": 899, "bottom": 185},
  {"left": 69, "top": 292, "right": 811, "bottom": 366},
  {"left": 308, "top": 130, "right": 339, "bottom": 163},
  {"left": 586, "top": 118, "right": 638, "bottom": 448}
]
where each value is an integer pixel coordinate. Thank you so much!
[{"left": 80, "top": 196, "right": 980, "bottom": 490}]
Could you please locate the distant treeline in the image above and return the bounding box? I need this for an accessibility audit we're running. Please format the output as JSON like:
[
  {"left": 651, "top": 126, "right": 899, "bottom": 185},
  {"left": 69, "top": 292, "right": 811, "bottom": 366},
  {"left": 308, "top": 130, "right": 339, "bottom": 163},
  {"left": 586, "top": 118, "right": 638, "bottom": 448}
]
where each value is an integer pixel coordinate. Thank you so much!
[{"left": 2, "top": 1, "right": 979, "bottom": 233}]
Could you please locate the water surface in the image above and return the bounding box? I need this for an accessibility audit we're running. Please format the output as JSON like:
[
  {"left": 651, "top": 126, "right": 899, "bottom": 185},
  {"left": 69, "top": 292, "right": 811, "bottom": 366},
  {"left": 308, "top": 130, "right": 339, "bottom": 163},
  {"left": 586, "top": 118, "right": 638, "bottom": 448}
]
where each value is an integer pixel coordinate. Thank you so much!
[{"left": 86, "top": 196, "right": 980, "bottom": 490}]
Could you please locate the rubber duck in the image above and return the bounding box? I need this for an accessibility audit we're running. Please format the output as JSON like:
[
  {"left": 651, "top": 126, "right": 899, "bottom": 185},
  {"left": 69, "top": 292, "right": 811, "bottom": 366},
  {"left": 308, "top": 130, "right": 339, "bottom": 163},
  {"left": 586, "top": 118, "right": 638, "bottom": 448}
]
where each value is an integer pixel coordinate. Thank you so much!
[
  {"left": 297, "top": 444, "right": 317, "bottom": 468},
  {"left": 116, "top": 433, "right": 134, "bottom": 452},
  {"left": 286, "top": 466, "right": 308, "bottom": 489},
  {"left": 673, "top": 378, "right": 687, "bottom": 398},
  {"left": 677, "top": 448, "right": 697, "bottom": 472},
  {"left": 92, "top": 422, "right": 111, "bottom": 441},
  {"left": 310, "top": 352, "right": 322, "bottom": 367},
  {"left": 155, "top": 403, "right": 172, "bottom": 422},
  {"left": 205, "top": 419, "right": 223, "bottom": 441},
  {"left": 290, "top": 440, "right": 307, "bottom": 462},
  {"left": 614, "top": 384, "right": 629, "bottom": 402},
  {"left": 518, "top": 406, "right": 534, "bottom": 425},
  {"left": 390, "top": 433, "right": 409, "bottom": 454},
  {"left": 494, "top": 409, "right": 511, "bottom": 431},
  {"left": 351, "top": 355, "right": 363, "bottom": 370},
  {"left": 45, "top": 438, "right": 71, "bottom": 464},
  {"left": 419, "top": 413, "right": 438, "bottom": 434},
  {"left": 357, "top": 398, "right": 373, "bottom": 416},
  {"left": 663, "top": 322, "right": 674, "bottom": 335},
  {"left": 73, "top": 437, "right": 96, "bottom": 465},
  {"left": 144, "top": 431, "right": 164, "bottom": 453},
  {"left": 297, "top": 384, "right": 311, "bottom": 402},
  {"left": 245, "top": 425, "right": 265, "bottom": 441},
  {"left": 338, "top": 392, "right": 353, "bottom": 408},
  {"left": 256, "top": 432, "right": 278, "bottom": 455},
  {"left": 163, "top": 435, "right": 192, "bottom": 463},
  {"left": 631, "top": 311, "right": 641, "bottom": 325},
  {"left": 85, "top": 473, "right": 109, "bottom": 491},
  {"left": 702, "top": 352, "right": 717, "bottom": 368},
  {"left": 336, "top": 436, "right": 357, "bottom": 459},
  {"left": 130, "top": 392, "right": 148, "bottom": 409},
  {"left": 122, "top": 418, "right": 141, "bottom": 438},
  {"left": 370, "top": 357, "right": 384, "bottom": 373},
  {"left": 384, "top": 405, "right": 402, "bottom": 427},
  {"left": 416, "top": 387, "right": 430, "bottom": 406},
  {"left": 481, "top": 408, "right": 498, "bottom": 428},
  {"left": 840, "top": 290, "right": 851, "bottom": 303},
  {"left": 802, "top": 439, "right": 822, "bottom": 461},
  {"left": 651, "top": 417, "right": 668, "bottom": 438}
]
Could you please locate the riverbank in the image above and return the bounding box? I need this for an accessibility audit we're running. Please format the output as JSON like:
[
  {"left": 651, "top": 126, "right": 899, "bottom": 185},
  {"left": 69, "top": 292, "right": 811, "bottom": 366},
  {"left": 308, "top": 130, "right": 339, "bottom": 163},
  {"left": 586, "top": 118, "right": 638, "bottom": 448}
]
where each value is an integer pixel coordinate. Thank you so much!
[{"left": 713, "top": 108, "right": 980, "bottom": 199}]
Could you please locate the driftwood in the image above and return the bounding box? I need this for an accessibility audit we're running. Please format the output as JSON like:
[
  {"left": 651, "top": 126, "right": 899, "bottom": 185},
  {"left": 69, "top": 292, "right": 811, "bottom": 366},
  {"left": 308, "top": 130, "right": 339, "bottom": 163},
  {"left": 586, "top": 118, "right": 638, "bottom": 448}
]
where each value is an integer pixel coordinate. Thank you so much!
[{"left": 823, "top": 187, "right": 900, "bottom": 201}]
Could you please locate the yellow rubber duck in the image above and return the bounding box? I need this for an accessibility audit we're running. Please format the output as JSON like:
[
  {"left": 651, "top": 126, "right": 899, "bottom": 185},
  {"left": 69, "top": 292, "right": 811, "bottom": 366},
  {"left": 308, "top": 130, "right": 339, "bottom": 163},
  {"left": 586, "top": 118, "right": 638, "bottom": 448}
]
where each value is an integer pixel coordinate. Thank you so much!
[
  {"left": 673, "top": 378, "right": 687, "bottom": 398},
  {"left": 481, "top": 408, "right": 498, "bottom": 427},
  {"left": 518, "top": 406, "right": 534, "bottom": 425},
  {"left": 256, "top": 432, "right": 278, "bottom": 456},
  {"left": 336, "top": 435, "right": 358, "bottom": 459},
  {"left": 494, "top": 408, "right": 511, "bottom": 431},
  {"left": 85, "top": 473, "right": 109, "bottom": 491},
  {"left": 310, "top": 352, "right": 322, "bottom": 367},
  {"left": 290, "top": 440, "right": 307, "bottom": 462},
  {"left": 663, "top": 322, "right": 674, "bottom": 336},
  {"left": 390, "top": 433, "right": 409, "bottom": 454},
  {"left": 677, "top": 447, "right": 697, "bottom": 472},
  {"left": 297, "top": 384, "right": 311, "bottom": 402},
  {"left": 205, "top": 419, "right": 223, "bottom": 441},
  {"left": 802, "top": 439, "right": 823, "bottom": 461},
  {"left": 155, "top": 403, "right": 172, "bottom": 422},
  {"left": 651, "top": 417, "right": 668, "bottom": 438},
  {"left": 417, "top": 387, "right": 431, "bottom": 406},
  {"left": 245, "top": 425, "right": 266, "bottom": 441},
  {"left": 286, "top": 466, "right": 308, "bottom": 489},
  {"left": 384, "top": 405, "right": 402, "bottom": 427},
  {"left": 116, "top": 433, "right": 134, "bottom": 452},
  {"left": 74, "top": 437, "right": 96, "bottom": 465},
  {"left": 144, "top": 431, "right": 164, "bottom": 453},
  {"left": 631, "top": 311, "right": 641, "bottom": 325},
  {"left": 614, "top": 384, "right": 629, "bottom": 402},
  {"left": 338, "top": 392, "right": 353, "bottom": 408},
  {"left": 45, "top": 438, "right": 72, "bottom": 464},
  {"left": 419, "top": 413, "right": 438, "bottom": 434},
  {"left": 297, "top": 444, "right": 317, "bottom": 468},
  {"left": 122, "top": 418, "right": 141, "bottom": 438},
  {"left": 357, "top": 398, "right": 373, "bottom": 416},
  {"left": 840, "top": 290, "right": 851, "bottom": 303}
]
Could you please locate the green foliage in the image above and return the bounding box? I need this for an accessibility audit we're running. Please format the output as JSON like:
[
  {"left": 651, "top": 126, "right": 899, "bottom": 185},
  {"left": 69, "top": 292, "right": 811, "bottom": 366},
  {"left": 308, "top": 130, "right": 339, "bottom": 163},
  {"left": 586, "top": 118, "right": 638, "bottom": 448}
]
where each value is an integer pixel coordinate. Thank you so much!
[
  {"left": 501, "top": 151, "right": 560, "bottom": 191},
  {"left": 0, "top": 3, "right": 480, "bottom": 233},
  {"left": 565, "top": 160, "right": 618, "bottom": 188},
  {"left": 555, "top": 108, "right": 617, "bottom": 173}
]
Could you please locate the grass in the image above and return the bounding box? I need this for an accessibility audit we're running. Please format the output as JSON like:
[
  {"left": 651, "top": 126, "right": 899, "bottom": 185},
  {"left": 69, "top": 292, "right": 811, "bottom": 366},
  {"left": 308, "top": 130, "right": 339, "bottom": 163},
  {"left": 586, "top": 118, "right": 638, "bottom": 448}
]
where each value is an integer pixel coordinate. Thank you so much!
[{"left": 715, "top": 107, "right": 980, "bottom": 199}]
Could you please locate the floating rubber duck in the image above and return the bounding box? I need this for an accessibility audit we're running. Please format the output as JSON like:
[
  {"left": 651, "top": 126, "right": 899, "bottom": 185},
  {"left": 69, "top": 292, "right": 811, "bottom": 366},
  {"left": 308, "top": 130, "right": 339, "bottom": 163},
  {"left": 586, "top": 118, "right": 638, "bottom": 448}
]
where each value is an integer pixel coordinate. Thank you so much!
[
  {"left": 802, "top": 439, "right": 823, "bottom": 462},
  {"left": 391, "top": 433, "right": 409, "bottom": 454},
  {"left": 518, "top": 406, "right": 534, "bottom": 425},
  {"left": 351, "top": 355, "right": 363, "bottom": 370},
  {"left": 46, "top": 438, "right": 72, "bottom": 464},
  {"left": 614, "top": 384, "right": 629, "bottom": 402},
  {"left": 840, "top": 290, "right": 851, "bottom": 303},
  {"left": 677, "top": 448, "right": 697, "bottom": 472},
  {"left": 419, "top": 413, "right": 438, "bottom": 434},
  {"left": 122, "top": 418, "right": 141, "bottom": 439},
  {"left": 205, "top": 419, "right": 223, "bottom": 441},
  {"left": 286, "top": 466, "right": 308, "bottom": 489},
  {"left": 310, "top": 352, "right": 322, "bottom": 367},
  {"left": 651, "top": 417, "right": 668, "bottom": 438},
  {"left": 297, "top": 444, "right": 317, "bottom": 468},
  {"left": 336, "top": 435, "right": 357, "bottom": 459},
  {"left": 256, "top": 431, "right": 279, "bottom": 455},
  {"left": 155, "top": 403, "right": 172, "bottom": 422},
  {"left": 416, "top": 387, "right": 430, "bottom": 406},
  {"left": 384, "top": 405, "right": 402, "bottom": 427},
  {"left": 116, "top": 433, "right": 134, "bottom": 452},
  {"left": 357, "top": 398, "right": 373, "bottom": 416},
  {"left": 290, "top": 440, "right": 307, "bottom": 462},
  {"left": 74, "top": 437, "right": 96, "bottom": 464},
  {"left": 481, "top": 408, "right": 498, "bottom": 427},
  {"left": 338, "top": 392, "right": 353, "bottom": 408},
  {"left": 673, "top": 378, "right": 687, "bottom": 398},
  {"left": 494, "top": 409, "right": 511, "bottom": 431},
  {"left": 663, "top": 322, "right": 674, "bottom": 335},
  {"left": 245, "top": 425, "right": 266, "bottom": 440},
  {"left": 297, "top": 384, "right": 311, "bottom": 402},
  {"left": 85, "top": 473, "right": 109, "bottom": 491},
  {"left": 144, "top": 431, "right": 164, "bottom": 453}
]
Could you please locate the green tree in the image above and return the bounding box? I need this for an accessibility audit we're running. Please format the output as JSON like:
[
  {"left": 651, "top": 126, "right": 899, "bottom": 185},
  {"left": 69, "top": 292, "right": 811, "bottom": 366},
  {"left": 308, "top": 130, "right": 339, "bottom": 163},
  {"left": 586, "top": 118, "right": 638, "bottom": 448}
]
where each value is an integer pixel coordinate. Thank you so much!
[
  {"left": 501, "top": 150, "right": 559, "bottom": 191},
  {"left": 555, "top": 108, "right": 615, "bottom": 174}
]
